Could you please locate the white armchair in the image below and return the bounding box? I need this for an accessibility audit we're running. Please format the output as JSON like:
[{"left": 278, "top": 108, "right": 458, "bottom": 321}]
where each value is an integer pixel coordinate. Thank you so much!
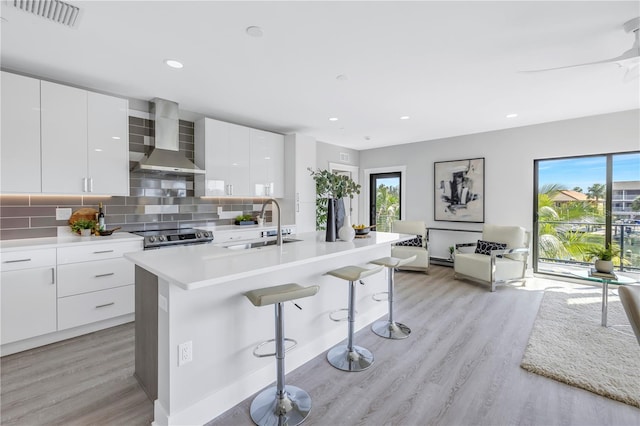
[
  {"left": 391, "top": 220, "right": 429, "bottom": 273},
  {"left": 453, "top": 224, "right": 530, "bottom": 292}
]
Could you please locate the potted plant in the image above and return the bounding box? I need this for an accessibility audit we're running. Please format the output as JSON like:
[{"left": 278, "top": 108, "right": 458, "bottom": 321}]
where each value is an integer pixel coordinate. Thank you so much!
[
  {"left": 449, "top": 246, "right": 455, "bottom": 261},
  {"left": 308, "top": 168, "right": 361, "bottom": 238},
  {"left": 235, "top": 214, "right": 256, "bottom": 226},
  {"left": 586, "top": 243, "right": 620, "bottom": 273},
  {"left": 71, "top": 218, "right": 97, "bottom": 236}
]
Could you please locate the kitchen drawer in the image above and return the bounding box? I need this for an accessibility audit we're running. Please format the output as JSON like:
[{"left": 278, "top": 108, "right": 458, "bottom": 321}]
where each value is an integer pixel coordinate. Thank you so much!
[
  {"left": 58, "top": 284, "right": 134, "bottom": 330},
  {"left": 0, "top": 248, "right": 56, "bottom": 272},
  {"left": 58, "top": 258, "right": 134, "bottom": 297},
  {"left": 57, "top": 241, "right": 142, "bottom": 264}
]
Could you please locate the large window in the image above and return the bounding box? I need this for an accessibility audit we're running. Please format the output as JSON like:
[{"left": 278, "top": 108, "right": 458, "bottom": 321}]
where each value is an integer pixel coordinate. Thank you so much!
[{"left": 534, "top": 152, "right": 640, "bottom": 278}]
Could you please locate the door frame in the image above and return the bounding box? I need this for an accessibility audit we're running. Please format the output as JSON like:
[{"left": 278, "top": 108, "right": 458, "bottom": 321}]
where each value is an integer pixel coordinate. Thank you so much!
[{"left": 363, "top": 166, "right": 407, "bottom": 226}]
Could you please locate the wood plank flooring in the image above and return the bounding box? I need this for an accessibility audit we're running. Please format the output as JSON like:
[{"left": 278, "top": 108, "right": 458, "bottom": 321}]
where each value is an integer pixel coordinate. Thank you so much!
[{"left": 2, "top": 265, "right": 639, "bottom": 425}]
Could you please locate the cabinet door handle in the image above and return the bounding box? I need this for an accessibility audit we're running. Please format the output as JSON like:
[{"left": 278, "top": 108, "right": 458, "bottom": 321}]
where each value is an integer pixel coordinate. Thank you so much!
[
  {"left": 93, "top": 250, "right": 114, "bottom": 254},
  {"left": 83, "top": 177, "right": 88, "bottom": 192},
  {"left": 94, "top": 272, "right": 115, "bottom": 278},
  {"left": 89, "top": 178, "right": 94, "bottom": 192},
  {"left": 95, "top": 302, "right": 115, "bottom": 309},
  {"left": 3, "top": 258, "right": 32, "bottom": 263},
  {"left": 51, "top": 268, "right": 55, "bottom": 285}
]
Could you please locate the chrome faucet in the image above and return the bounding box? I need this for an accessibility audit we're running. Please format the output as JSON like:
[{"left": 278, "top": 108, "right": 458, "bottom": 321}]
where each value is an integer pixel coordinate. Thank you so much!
[{"left": 260, "top": 198, "right": 282, "bottom": 246}]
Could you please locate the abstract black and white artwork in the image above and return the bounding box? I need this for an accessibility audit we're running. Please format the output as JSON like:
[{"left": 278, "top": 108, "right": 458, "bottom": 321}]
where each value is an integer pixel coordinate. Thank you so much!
[{"left": 434, "top": 157, "right": 485, "bottom": 223}]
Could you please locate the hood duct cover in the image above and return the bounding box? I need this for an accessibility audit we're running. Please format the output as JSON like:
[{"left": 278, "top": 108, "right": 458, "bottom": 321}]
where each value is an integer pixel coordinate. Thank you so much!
[{"left": 134, "top": 98, "right": 205, "bottom": 175}]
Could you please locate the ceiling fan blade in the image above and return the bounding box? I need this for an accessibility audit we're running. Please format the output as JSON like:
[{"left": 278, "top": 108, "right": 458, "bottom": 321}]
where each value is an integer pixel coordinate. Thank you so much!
[{"left": 519, "top": 48, "right": 639, "bottom": 73}]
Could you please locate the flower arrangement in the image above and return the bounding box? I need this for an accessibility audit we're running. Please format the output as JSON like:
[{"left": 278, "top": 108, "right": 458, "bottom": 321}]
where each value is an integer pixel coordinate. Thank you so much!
[{"left": 308, "top": 168, "right": 361, "bottom": 230}]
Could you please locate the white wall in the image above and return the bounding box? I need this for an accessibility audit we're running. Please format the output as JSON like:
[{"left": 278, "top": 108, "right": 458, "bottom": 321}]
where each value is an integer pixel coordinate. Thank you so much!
[{"left": 359, "top": 109, "right": 640, "bottom": 237}]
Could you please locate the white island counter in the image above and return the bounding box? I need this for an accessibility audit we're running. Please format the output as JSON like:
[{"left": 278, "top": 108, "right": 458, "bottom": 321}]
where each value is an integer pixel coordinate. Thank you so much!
[{"left": 125, "top": 231, "right": 412, "bottom": 425}]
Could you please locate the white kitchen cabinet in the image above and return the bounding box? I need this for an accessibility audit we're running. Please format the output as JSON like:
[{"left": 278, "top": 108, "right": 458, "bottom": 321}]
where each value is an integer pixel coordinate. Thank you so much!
[
  {"left": 195, "top": 118, "right": 250, "bottom": 196},
  {"left": 195, "top": 118, "right": 284, "bottom": 198},
  {"left": 56, "top": 240, "right": 141, "bottom": 330},
  {"left": 1, "top": 249, "right": 57, "bottom": 345},
  {"left": 87, "top": 92, "right": 129, "bottom": 195},
  {"left": 1, "top": 72, "right": 42, "bottom": 193},
  {"left": 250, "top": 129, "right": 284, "bottom": 198},
  {"left": 40, "top": 80, "right": 129, "bottom": 195}
]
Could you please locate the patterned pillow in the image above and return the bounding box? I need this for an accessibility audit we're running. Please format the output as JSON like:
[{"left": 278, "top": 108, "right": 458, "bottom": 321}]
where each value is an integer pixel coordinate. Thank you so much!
[
  {"left": 396, "top": 235, "right": 423, "bottom": 247},
  {"left": 474, "top": 240, "right": 507, "bottom": 257}
]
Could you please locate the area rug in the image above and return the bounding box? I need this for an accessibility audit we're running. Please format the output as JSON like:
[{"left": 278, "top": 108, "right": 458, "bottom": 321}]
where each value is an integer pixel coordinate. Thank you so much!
[{"left": 521, "top": 286, "right": 640, "bottom": 408}]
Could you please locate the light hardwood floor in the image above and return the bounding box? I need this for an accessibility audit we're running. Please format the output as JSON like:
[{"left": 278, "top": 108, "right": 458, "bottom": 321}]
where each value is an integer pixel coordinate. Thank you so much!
[{"left": 2, "top": 266, "right": 639, "bottom": 425}]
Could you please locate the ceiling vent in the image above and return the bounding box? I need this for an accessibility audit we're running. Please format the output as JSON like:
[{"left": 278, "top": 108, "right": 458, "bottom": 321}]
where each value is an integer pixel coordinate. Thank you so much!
[{"left": 12, "top": 0, "right": 80, "bottom": 28}]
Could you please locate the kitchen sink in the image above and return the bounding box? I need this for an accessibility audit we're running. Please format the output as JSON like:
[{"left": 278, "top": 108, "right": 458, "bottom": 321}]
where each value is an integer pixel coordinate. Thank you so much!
[{"left": 224, "top": 238, "right": 301, "bottom": 250}]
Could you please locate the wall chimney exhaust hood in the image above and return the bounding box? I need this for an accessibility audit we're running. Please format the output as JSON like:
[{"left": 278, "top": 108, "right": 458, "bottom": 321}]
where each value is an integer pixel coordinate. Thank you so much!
[{"left": 133, "top": 98, "right": 205, "bottom": 175}]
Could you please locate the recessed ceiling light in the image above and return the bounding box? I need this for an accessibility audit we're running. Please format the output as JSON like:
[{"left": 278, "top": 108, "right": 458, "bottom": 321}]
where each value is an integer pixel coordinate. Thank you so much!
[
  {"left": 506, "top": 113, "right": 518, "bottom": 118},
  {"left": 400, "top": 116, "right": 410, "bottom": 120},
  {"left": 264, "top": 156, "right": 271, "bottom": 160},
  {"left": 364, "top": 136, "right": 371, "bottom": 140},
  {"left": 336, "top": 74, "right": 348, "bottom": 81},
  {"left": 329, "top": 117, "right": 339, "bottom": 121},
  {"left": 246, "top": 26, "right": 263, "bottom": 37},
  {"left": 111, "top": 136, "right": 121, "bottom": 140},
  {"left": 164, "top": 59, "right": 183, "bottom": 69}
]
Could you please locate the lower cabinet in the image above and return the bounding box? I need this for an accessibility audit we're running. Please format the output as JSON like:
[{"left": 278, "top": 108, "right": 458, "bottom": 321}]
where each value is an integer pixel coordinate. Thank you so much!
[
  {"left": 1, "top": 265, "right": 57, "bottom": 345},
  {"left": 0, "top": 239, "right": 142, "bottom": 352},
  {"left": 57, "top": 241, "right": 140, "bottom": 330}
]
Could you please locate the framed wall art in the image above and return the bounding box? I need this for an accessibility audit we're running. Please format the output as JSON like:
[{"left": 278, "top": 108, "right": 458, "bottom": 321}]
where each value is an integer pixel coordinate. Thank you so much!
[{"left": 434, "top": 157, "right": 484, "bottom": 223}]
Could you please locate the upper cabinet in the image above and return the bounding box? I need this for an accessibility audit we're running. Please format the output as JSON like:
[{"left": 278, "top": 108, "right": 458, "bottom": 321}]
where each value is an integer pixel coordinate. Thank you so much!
[
  {"left": 0, "top": 72, "right": 129, "bottom": 196},
  {"left": 1, "top": 72, "right": 42, "bottom": 193},
  {"left": 41, "top": 81, "right": 129, "bottom": 195},
  {"left": 87, "top": 92, "right": 129, "bottom": 195},
  {"left": 250, "top": 129, "right": 284, "bottom": 198},
  {"left": 195, "top": 118, "right": 284, "bottom": 198}
]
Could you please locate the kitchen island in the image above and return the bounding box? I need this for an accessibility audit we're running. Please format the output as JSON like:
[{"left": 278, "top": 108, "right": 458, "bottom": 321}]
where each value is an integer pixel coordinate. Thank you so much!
[{"left": 125, "top": 231, "right": 412, "bottom": 426}]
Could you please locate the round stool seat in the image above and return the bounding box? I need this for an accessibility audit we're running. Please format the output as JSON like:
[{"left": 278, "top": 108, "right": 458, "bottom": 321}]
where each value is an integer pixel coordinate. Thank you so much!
[
  {"left": 245, "top": 283, "right": 319, "bottom": 307},
  {"left": 370, "top": 255, "right": 417, "bottom": 269},
  {"left": 326, "top": 265, "right": 383, "bottom": 282}
]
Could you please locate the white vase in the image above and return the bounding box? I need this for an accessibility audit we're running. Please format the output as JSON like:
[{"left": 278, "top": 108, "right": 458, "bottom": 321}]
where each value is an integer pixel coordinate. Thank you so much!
[
  {"left": 338, "top": 216, "right": 355, "bottom": 242},
  {"left": 594, "top": 259, "right": 613, "bottom": 273},
  {"left": 80, "top": 228, "right": 92, "bottom": 237}
]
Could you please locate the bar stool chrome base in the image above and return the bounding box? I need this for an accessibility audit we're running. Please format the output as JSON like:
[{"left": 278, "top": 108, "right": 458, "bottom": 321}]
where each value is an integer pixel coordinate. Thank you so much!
[
  {"left": 327, "top": 344, "right": 374, "bottom": 372},
  {"left": 250, "top": 385, "right": 311, "bottom": 426},
  {"left": 371, "top": 320, "right": 411, "bottom": 339}
]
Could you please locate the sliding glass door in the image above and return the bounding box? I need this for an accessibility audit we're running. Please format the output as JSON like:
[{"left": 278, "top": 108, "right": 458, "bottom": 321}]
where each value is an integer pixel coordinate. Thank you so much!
[
  {"left": 369, "top": 172, "right": 401, "bottom": 232},
  {"left": 534, "top": 152, "right": 640, "bottom": 277}
]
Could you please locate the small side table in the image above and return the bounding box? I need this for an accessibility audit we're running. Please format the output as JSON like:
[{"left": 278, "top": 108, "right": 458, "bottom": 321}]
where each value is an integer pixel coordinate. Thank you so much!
[{"left": 571, "top": 270, "right": 637, "bottom": 327}]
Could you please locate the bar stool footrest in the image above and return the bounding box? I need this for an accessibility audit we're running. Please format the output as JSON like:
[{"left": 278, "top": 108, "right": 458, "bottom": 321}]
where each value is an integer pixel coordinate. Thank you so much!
[
  {"left": 372, "top": 291, "right": 389, "bottom": 302},
  {"left": 252, "top": 338, "right": 298, "bottom": 358},
  {"left": 329, "top": 308, "right": 357, "bottom": 322}
]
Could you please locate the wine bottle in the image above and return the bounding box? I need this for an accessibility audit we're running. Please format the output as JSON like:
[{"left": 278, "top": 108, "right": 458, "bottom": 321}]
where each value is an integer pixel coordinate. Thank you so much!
[{"left": 98, "top": 202, "right": 105, "bottom": 231}]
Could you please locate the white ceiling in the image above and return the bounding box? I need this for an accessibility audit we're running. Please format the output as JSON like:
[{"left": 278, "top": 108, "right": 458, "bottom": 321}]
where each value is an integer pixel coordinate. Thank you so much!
[{"left": 1, "top": 1, "right": 638, "bottom": 150}]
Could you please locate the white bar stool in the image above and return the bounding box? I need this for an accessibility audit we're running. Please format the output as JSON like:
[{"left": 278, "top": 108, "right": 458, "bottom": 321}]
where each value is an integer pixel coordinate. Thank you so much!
[
  {"left": 245, "top": 283, "right": 320, "bottom": 426},
  {"left": 370, "top": 255, "right": 416, "bottom": 339},
  {"left": 325, "top": 264, "right": 383, "bottom": 372}
]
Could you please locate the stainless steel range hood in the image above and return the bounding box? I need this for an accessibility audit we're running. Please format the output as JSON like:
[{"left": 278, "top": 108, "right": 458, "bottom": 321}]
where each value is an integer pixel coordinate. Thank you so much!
[{"left": 133, "top": 98, "right": 205, "bottom": 175}]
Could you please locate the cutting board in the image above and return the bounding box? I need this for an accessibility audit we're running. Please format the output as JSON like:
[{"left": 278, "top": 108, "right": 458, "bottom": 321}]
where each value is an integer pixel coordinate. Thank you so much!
[{"left": 68, "top": 208, "right": 98, "bottom": 225}]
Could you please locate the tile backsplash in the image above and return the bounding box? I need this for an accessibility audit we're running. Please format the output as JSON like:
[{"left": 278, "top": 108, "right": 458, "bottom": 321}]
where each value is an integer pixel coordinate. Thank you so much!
[{"left": 0, "top": 117, "right": 271, "bottom": 240}]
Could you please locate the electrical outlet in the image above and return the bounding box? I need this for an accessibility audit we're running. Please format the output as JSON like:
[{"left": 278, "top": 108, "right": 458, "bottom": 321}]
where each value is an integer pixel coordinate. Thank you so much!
[
  {"left": 217, "top": 206, "right": 223, "bottom": 215},
  {"left": 55, "top": 208, "right": 72, "bottom": 221},
  {"left": 178, "top": 341, "right": 192, "bottom": 366}
]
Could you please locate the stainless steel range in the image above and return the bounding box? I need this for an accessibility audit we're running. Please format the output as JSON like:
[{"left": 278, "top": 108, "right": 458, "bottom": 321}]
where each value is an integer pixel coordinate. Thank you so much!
[{"left": 132, "top": 228, "right": 213, "bottom": 250}]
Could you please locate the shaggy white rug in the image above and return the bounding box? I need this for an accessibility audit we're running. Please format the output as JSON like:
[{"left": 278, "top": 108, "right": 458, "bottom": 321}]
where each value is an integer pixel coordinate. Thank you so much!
[{"left": 521, "top": 286, "right": 640, "bottom": 408}]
